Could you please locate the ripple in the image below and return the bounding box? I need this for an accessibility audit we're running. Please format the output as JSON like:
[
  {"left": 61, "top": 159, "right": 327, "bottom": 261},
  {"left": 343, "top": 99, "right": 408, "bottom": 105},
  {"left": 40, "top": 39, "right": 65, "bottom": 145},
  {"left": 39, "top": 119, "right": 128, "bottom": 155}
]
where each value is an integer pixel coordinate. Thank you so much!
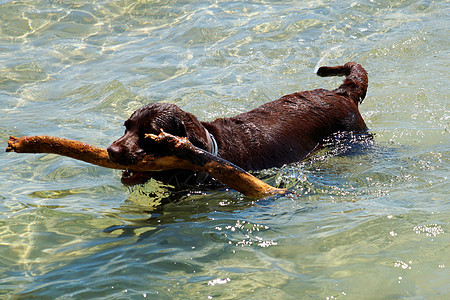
[{"left": 1, "top": 0, "right": 449, "bottom": 298}]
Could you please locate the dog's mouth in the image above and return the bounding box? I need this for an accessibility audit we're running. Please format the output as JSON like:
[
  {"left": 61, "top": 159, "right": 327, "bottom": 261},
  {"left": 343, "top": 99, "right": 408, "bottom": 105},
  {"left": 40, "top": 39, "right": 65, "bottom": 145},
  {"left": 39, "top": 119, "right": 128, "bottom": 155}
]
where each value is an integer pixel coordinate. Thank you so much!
[{"left": 121, "top": 169, "right": 153, "bottom": 186}]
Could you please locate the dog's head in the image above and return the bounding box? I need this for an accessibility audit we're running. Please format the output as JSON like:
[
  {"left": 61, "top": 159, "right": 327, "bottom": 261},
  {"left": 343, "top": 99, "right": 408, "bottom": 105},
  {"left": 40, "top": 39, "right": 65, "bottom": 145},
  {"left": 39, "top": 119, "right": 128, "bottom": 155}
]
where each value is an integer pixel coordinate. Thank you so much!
[{"left": 107, "top": 103, "right": 212, "bottom": 185}]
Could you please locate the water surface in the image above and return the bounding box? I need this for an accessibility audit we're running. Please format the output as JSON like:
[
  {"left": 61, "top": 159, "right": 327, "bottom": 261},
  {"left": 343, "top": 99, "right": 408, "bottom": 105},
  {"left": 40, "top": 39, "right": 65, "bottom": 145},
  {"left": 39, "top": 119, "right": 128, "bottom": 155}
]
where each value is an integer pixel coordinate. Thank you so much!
[{"left": 0, "top": 0, "right": 448, "bottom": 298}]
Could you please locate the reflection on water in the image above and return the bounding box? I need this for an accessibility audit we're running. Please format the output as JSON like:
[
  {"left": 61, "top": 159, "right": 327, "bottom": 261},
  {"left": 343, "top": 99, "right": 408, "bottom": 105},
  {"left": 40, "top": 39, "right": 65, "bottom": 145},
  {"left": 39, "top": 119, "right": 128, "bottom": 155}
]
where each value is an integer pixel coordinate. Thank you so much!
[{"left": 0, "top": 0, "right": 448, "bottom": 298}]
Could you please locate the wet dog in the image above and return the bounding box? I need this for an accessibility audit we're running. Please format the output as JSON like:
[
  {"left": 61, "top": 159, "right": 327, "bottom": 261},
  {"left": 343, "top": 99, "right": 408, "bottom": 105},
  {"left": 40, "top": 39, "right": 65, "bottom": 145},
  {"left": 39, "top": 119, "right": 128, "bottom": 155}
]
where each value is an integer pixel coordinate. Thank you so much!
[{"left": 107, "top": 62, "right": 368, "bottom": 186}]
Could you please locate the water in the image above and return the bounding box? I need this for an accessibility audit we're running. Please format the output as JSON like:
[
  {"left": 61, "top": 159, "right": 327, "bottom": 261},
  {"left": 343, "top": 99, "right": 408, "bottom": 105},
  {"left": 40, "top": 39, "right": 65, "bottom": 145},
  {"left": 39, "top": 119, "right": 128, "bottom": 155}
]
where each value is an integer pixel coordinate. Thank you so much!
[{"left": 0, "top": 0, "right": 448, "bottom": 298}]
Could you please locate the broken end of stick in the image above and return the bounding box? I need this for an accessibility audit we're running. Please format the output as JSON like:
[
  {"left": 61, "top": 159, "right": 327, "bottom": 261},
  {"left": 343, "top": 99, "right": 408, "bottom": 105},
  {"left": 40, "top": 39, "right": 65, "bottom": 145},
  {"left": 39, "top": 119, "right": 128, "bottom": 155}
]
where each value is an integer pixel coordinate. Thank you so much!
[
  {"left": 249, "top": 185, "right": 291, "bottom": 199},
  {"left": 145, "top": 129, "right": 190, "bottom": 149},
  {"left": 267, "top": 187, "right": 290, "bottom": 196},
  {"left": 145, "top": 133, "right": 158, "bottom": 140},
  {"left": 6, "top": 136, "right": 20, "bottom": 152}
]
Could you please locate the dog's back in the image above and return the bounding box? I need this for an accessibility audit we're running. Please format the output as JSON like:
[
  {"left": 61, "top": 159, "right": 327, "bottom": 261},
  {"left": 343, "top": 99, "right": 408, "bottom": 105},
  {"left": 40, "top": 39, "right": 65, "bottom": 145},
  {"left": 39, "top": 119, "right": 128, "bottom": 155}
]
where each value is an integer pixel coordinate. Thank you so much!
[{"left": 204, "top": 62, "right": 369, "bottom": 170}]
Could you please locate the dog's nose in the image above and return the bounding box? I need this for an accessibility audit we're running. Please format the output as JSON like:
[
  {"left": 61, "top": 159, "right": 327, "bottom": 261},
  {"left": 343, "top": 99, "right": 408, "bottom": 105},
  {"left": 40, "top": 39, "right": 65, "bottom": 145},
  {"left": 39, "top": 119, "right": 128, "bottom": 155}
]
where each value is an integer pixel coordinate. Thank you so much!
[{"left": 107, "top": 144, "right": 122, "bottom": 163}]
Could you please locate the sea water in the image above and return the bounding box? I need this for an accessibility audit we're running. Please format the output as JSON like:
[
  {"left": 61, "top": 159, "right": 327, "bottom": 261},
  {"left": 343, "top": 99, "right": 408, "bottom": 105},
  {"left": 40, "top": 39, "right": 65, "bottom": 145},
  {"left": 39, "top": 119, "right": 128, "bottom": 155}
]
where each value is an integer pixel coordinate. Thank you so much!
[{"left": 0, "top": 0, "right": 448, "bottom": 298}]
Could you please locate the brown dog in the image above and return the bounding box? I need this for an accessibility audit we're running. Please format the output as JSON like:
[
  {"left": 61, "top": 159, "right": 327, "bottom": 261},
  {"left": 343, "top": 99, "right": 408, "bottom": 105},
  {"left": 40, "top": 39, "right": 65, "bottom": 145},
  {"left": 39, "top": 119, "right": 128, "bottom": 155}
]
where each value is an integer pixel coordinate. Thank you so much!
[{"left": 107, "top": 62, "right": 368, "bottom": 186}]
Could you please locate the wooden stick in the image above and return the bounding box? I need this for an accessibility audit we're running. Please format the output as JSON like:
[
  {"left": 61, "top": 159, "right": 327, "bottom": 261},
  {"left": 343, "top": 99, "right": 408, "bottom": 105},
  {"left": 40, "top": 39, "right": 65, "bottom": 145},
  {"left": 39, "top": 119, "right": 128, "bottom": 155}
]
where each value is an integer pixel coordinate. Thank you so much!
[{"left": 6, "top": 132, "right": 287, "bottom": 198}]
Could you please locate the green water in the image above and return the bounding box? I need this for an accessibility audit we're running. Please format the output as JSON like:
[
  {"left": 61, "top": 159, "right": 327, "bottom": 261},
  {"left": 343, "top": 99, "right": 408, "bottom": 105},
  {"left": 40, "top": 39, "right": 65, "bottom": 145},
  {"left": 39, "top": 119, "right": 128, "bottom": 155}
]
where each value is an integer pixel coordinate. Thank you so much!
[{"left": 0, "top": 0, "right": 448, "bottom": 298}]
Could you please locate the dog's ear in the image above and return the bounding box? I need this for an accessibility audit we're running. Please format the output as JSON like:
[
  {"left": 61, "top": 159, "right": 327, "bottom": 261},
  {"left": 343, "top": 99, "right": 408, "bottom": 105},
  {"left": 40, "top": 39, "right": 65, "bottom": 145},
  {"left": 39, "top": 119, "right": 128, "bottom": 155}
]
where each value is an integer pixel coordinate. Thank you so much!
[
  {"left": 146, "top": 103, "right": 208, "bottom": 151},
  {"left": 137, "top": 103, "right": 188, "bottom": 138},
  {"left": 166, "top": 114, "right": 188, "bottom": 138},
  {"left": 181, "top": 112, "right": 210, "bottom": 151}
]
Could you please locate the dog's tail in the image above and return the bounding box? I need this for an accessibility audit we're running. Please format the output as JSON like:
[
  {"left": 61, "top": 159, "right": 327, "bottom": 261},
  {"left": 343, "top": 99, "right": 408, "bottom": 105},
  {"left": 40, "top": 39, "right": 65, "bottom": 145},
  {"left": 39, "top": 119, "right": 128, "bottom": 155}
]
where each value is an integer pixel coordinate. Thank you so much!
[{"left": 317, "top": 62, "right": 368, "bottom": 105}]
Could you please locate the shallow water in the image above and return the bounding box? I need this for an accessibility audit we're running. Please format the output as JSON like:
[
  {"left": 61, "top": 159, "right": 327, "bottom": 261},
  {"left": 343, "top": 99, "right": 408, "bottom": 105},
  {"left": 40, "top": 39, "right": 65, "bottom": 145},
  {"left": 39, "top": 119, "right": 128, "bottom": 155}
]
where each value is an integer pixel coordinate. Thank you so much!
[{"left": 0, "top": 0, "right": 448, "bottom": 298}]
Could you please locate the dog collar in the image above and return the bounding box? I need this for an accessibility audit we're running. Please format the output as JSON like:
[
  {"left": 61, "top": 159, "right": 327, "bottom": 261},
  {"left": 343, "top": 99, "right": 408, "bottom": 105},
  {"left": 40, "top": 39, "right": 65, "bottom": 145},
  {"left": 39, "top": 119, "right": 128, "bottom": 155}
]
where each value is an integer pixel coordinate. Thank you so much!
[
  {"left": 204, "top": 128, "right": 218, "bottom": 157},
  {"left": 195, "top": 129, "right": 218, "bottom": 184},
  {"left": 209, "top": 133, "right": 218, "bottom": 157}
]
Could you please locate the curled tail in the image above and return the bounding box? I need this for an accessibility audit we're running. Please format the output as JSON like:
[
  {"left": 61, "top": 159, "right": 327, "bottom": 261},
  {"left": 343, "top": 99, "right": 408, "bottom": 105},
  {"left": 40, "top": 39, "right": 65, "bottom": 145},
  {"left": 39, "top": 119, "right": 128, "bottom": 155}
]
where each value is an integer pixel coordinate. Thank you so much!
[{"left": 317, "top": 62, "right": 368, "bottom": 105}]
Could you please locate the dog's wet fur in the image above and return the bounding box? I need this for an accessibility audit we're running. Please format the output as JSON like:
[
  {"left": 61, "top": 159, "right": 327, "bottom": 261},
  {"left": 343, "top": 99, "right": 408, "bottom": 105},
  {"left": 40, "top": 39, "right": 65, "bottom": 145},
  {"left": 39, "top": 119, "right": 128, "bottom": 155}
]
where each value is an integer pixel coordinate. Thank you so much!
[{"left": 107, "top": 62, "right": 369, "bottom": 187}]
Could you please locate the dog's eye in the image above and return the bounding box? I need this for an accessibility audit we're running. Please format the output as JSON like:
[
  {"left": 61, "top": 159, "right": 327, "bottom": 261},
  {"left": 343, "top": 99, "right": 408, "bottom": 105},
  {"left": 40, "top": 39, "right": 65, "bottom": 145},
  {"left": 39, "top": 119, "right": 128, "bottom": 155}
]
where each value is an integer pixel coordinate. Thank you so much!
[
  {"left": 124, "top": 119, "right": 135, "bottom": 131},
  {"left": 139, "top": 124, "right": 159, "bottom": 136}
]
